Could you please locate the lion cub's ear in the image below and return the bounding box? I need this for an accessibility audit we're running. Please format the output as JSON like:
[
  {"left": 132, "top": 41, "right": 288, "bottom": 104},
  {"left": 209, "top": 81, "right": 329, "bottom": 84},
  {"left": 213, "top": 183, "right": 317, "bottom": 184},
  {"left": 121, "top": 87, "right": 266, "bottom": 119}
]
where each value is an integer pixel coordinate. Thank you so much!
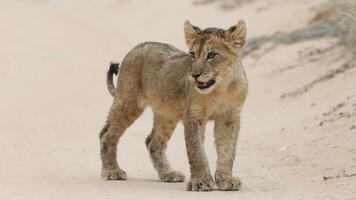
[
  {"left": 227, "top": 20, "right": 247, "bottom": 48},
  {"left": 184, "top": 20, "right": 201, "bottom": 48}
]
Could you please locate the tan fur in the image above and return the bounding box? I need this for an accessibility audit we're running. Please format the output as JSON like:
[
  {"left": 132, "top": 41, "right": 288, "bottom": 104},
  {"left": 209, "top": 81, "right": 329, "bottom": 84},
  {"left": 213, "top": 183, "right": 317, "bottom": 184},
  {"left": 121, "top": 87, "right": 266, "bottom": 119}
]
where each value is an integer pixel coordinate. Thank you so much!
[{"left": 99, "top": 20, "right": 248, "bottom": 191}]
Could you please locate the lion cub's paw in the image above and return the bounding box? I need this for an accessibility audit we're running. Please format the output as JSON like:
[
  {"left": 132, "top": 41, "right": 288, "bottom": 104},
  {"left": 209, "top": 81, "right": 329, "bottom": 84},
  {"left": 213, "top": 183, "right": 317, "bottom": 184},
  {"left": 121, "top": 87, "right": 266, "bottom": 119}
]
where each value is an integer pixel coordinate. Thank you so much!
[
  {"left": 102, "top": 168, "right": 127, "bottom": 180},
  {"left": 215, "top": 176, "right": 241, "bottom": 191},
  {"left": 187, "top": 173, "right": 214, "bottom": 191},
  {"left": 160, "top": 171, "right": 185, "bottom": 182}
]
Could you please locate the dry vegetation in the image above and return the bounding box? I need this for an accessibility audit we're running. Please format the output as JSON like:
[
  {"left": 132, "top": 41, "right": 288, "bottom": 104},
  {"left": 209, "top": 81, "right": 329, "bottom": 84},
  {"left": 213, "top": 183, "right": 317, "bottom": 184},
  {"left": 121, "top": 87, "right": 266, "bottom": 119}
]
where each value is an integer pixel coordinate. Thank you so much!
[
  {"left": 193, "top": 0, "right": 255, "bottom": 10},
  {"left": 245, "top": 0, "right": 356, "bottom": 57},
  {"left": 311, "top": 0, "right": 356, "bottom": 52},
  {"left": 242, "top": 0, "right": 356, "bottom": 99}
]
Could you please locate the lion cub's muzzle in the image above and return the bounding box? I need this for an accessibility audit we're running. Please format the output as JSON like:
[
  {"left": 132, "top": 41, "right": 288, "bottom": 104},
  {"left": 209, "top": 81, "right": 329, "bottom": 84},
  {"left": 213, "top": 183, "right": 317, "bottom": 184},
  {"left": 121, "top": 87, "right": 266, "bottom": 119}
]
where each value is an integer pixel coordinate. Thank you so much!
[
  {"left": 190, "top": 72, "right": 216, "bottom": 91},
  {"left": 196, "top": 79, "right": 216, "bottom": 89}
]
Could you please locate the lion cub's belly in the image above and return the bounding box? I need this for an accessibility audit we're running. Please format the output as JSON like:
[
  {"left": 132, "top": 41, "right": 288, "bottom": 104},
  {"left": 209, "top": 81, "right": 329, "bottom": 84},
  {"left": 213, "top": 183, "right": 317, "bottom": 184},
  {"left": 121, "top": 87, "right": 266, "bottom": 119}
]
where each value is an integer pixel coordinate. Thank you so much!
[
  {"left": 142, "top": 79, "right": 186, "bottom": 120},
  {"left": 146, "top": 97, "right": 185, "bottom": 120}
]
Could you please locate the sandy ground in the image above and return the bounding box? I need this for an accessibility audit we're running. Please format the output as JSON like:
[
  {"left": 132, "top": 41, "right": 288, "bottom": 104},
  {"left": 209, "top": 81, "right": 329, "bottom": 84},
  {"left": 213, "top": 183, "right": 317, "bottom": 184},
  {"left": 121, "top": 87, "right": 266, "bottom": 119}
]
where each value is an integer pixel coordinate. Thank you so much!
[{"left": 1, "top": 0, "right": 356, "bottom": 199}]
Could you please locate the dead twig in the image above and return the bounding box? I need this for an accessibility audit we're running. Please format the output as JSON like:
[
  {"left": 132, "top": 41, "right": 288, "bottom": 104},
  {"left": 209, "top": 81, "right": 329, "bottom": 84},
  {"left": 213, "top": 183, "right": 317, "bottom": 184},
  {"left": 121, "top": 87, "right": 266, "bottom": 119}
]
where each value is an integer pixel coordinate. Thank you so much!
[
  {"left": 323, "top": 172, "right": 356, "bottom": 181},
  {"left": 281, "top": 60, "right": 356, "bottom": 99}
]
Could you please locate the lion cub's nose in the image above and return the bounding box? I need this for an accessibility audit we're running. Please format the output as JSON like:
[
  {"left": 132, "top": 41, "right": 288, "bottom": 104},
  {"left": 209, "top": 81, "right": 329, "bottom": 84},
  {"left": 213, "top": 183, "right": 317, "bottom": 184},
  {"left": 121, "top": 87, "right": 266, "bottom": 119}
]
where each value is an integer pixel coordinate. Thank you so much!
[{"left": 191, "top": 72, "right": 202, "bottom": 79}]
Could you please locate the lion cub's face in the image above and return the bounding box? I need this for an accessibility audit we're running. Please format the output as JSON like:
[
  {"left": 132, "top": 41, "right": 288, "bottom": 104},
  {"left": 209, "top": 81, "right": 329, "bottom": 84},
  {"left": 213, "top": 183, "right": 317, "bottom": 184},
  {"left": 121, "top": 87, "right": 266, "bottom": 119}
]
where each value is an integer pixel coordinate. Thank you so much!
[{"left": 184, "top": 20, "right": 246, "bottom": 94}]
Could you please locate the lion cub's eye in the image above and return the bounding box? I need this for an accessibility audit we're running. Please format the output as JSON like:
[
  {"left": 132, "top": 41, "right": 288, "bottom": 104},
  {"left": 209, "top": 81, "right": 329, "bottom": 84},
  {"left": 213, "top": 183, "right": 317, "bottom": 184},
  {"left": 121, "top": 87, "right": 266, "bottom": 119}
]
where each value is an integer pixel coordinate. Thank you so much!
[
  {"left": 206, "top": 52, "right": 217, "bottom": 60},
  {"left": 189, "top": 51, "right": 195, "bottom": 60}
]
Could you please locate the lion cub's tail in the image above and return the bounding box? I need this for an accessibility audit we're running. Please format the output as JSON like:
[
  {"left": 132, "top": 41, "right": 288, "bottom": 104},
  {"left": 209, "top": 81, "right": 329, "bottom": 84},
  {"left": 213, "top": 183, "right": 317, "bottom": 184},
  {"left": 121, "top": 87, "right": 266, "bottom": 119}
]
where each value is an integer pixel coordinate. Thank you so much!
[{"left": 107, "top": 62, "right": 120, "bottom": 97}]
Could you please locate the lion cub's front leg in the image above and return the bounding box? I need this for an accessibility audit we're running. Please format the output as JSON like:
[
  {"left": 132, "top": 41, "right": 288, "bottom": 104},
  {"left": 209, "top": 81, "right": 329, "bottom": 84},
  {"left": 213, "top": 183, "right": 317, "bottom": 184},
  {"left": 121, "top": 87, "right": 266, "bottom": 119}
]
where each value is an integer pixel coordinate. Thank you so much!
[
  {"left": 183, "top": 107, "right": 214, "bottom": 191},
  {"left": 214, "top": 114, "right": 241, "bottom": 191}
]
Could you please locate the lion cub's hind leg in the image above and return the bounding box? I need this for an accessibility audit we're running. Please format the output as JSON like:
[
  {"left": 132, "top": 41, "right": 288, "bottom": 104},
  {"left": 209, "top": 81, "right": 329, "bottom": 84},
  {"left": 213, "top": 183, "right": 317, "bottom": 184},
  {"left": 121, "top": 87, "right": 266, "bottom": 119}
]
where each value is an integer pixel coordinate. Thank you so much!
[
  {"left": 145, "top": 113, "right": 185, "bottom": 182},
  {"left": 99, "top": 101, "right": 144, "bottom": 180}
]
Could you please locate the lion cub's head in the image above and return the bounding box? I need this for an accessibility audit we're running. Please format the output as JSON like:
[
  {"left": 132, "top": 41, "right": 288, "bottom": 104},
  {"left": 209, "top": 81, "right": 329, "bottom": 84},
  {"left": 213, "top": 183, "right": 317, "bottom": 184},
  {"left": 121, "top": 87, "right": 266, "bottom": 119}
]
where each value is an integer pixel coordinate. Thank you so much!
[{"left": 184, "top": 20, "right": 246, "bottom": 94}]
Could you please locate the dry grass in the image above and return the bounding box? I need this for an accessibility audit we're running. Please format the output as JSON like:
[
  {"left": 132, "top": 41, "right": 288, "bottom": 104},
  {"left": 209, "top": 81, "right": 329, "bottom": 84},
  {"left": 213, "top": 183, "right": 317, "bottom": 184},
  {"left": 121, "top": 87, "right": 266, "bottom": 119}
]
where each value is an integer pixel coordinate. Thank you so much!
[
  {"left": 313, "top": 0, "right": 356, "bottom": 49},
  {"left": 244, "top": 0, "right": 356, "bottom": 57},
  {"left": 279, "top": 0, "right": 356, "bottom": 99},
  {"left": 242, "top": 0, "right": 356, "bottom": 99},
  {"left": 192, "top": 0, "right": 255, "bottom": 10},
  {"left": 338, "top": 0, "right": 356, "bottom": 50}
]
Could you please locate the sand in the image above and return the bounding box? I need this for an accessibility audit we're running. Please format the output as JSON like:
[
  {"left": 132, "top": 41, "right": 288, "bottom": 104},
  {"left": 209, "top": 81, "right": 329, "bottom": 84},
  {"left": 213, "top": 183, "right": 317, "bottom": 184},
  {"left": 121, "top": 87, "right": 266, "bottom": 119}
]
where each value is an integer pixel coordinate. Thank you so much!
[{"left": 1, "top": 0, "right": 355, "bottom": 199}]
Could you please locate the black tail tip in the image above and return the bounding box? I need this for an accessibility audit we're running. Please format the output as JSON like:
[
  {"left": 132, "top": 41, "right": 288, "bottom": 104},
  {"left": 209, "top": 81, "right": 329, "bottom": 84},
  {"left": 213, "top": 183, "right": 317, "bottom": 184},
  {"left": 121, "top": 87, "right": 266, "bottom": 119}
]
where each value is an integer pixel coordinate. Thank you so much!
[{"left": 109, "top": 62, "right": 120, "bottom": 75}]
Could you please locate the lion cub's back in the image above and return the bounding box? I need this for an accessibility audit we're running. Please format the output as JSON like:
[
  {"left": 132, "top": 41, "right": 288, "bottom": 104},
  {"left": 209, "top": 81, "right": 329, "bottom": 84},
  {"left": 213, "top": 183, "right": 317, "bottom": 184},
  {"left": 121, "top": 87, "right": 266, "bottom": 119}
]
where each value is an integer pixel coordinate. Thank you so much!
[
  {"left": 119, "top": 42, "right": 184, "bottom": 74},
  {"left": 130, "top": 42, "right": 184, "bottom": 63},
  {"left": 117, "top": 42, "right": 189, "bottom": 108}
]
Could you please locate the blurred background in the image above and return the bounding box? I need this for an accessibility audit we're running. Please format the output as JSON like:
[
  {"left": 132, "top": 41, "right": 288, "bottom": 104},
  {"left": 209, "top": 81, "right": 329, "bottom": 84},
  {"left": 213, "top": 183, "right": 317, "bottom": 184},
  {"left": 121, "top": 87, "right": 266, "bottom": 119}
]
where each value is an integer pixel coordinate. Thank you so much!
[{"left": 0, "top": 0, "right": 355, "bottom": 199}]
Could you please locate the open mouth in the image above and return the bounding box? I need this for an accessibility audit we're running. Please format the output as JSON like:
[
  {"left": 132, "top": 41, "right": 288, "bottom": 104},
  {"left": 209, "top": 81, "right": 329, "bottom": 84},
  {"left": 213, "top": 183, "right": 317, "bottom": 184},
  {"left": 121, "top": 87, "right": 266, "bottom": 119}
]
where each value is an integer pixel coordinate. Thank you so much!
[{"left": 196, "top": 79, "right": 216, "bottom": 89}]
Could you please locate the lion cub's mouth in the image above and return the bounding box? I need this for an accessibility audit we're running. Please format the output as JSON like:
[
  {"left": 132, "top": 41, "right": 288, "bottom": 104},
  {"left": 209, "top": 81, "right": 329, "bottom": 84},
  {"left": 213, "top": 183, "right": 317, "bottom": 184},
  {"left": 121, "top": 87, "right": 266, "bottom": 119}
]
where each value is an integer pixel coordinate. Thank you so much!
[{"left": 196, "top": 79, "right": 216, "bottom": 90}]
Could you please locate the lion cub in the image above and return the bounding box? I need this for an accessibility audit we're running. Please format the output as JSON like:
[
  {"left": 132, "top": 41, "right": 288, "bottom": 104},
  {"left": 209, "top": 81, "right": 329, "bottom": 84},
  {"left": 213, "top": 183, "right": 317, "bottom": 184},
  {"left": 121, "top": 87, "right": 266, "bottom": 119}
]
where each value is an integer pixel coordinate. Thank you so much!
[{"left": 99, "top": 20, "right": 248, "bottom": 191}]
